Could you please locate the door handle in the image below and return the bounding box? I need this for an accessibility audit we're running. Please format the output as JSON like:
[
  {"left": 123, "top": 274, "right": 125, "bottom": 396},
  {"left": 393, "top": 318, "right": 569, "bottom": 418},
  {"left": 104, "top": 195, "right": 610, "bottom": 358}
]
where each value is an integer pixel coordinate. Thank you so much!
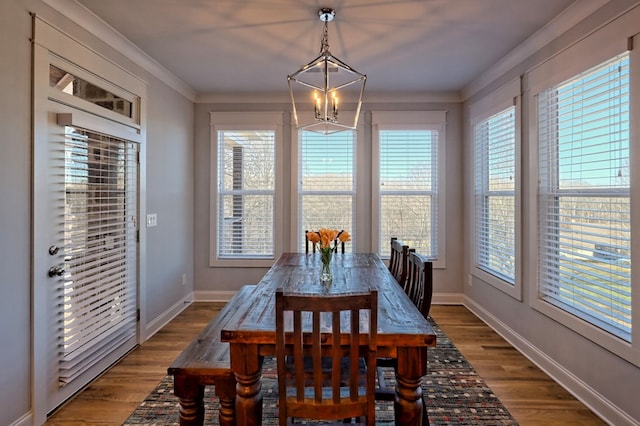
[{"left": 48, "top": 266, "right": 65, "bottom": 277}]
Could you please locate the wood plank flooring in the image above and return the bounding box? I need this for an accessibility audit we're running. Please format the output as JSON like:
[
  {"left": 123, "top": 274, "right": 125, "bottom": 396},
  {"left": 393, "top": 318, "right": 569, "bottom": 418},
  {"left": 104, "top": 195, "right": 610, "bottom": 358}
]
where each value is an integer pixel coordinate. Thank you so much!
[{"left": 45, "top": 303, "right": 605, "bottom": 425}]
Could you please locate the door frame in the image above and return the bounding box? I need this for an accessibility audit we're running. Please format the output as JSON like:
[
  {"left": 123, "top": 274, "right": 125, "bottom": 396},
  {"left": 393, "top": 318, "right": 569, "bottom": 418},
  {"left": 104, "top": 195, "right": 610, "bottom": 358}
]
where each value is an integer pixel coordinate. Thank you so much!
[{"left": 31, "top": 15, "right": 147, "bottom": 423}]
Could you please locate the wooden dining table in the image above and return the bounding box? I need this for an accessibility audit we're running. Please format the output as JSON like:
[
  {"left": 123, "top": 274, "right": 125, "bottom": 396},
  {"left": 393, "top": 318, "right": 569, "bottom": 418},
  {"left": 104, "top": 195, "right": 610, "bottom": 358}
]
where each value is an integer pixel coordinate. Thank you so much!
[{"left": 220, "top": 252, "right": 437, "bottom": 425}]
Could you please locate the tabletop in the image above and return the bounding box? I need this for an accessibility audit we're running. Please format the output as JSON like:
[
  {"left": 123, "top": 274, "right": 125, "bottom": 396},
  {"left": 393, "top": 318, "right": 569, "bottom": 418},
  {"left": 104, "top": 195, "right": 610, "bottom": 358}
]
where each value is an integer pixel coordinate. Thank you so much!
[{"left": 221, "top": 252, "right": 436, "bottom": 351}]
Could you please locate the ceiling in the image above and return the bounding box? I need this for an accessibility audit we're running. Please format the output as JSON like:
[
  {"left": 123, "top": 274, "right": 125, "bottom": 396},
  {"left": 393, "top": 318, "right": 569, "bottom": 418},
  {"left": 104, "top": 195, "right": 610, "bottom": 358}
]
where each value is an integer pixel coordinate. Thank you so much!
[{"left": 73, "top": 0, "right": 586, "bottom": 97}]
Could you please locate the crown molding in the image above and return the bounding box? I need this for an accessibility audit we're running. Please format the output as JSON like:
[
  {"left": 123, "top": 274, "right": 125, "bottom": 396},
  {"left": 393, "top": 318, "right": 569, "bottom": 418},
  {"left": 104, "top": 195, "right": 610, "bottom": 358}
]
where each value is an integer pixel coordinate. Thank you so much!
[
  {"left": 196, "top": 91, "right": 461, "bottom": 104},
  {"left": 461, "top": 0, "right": 610, "bottom": 101},
  {"left": 43, "top": 0, "right": 197, "bottom": 102}
]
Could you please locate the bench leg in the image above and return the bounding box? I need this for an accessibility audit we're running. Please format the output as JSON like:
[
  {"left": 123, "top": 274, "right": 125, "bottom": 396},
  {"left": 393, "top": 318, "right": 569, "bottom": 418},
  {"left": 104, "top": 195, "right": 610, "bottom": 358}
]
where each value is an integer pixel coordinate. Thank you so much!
[
  {"left": 173, "top": 375, "right": 205, "bottom": 426},
  {"left": 215, "top": 372, "right": 237, "bottom": 426}
]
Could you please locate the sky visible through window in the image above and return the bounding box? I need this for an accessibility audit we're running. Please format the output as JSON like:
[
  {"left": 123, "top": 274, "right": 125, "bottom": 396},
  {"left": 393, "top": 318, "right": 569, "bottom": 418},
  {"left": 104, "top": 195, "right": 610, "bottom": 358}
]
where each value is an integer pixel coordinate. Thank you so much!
[{"left": 554, "top": 52, "right": 629, "bottom": 189}]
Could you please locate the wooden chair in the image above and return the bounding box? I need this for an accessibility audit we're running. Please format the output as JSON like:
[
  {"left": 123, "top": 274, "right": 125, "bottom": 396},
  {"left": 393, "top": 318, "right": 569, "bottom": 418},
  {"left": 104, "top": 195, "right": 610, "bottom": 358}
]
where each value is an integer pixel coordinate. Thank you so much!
[
  {"left": 388, "top": 237, "right": 413, "bottom": 288},
  {"left": 404, "top": 252, "right": 434, "bottom": 319},
  {"left": 305, "top": 229, "right": 346, "bottom": 254},
  {"left": 376, "top": 250, "right": 433, "bottom": 425},
  {"left": 275, "top": 288, "right": 378, "bottom": 425}
]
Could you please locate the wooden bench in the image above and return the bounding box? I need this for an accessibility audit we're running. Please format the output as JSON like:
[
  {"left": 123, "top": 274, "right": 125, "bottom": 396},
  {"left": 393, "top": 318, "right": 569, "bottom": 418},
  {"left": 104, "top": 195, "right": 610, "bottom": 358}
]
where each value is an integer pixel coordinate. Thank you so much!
[{"left": 168, "top": 285, "right": 256, "bottom": 426}]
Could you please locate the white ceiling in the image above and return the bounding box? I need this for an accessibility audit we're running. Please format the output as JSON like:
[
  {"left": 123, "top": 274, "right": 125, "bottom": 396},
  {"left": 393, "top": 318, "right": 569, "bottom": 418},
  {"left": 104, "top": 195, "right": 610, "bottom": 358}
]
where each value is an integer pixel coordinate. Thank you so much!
[{"left": 72, "top": 0, "right": 591, "bottom": 97}]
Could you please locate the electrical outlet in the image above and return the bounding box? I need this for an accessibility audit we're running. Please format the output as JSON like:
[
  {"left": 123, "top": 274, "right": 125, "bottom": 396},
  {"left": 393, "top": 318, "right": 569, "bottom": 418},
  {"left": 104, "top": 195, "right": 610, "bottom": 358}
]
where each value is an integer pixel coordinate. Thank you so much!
[
  {"left": 468, "top": 275, "right": 473, "bottom": 286},
  {"left": 182, "top": 273, "right": 187, "bottom": 286},
  {"left": 146, "top": 213, "right": 157, "bottom": 227}
]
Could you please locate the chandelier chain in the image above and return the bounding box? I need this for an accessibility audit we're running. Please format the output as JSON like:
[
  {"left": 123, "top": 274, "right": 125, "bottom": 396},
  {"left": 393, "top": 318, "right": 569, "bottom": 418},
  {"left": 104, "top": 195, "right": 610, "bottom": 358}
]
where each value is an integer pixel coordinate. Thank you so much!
[{"left": 320, "top": 20, "right": 330, "bottom": 54}]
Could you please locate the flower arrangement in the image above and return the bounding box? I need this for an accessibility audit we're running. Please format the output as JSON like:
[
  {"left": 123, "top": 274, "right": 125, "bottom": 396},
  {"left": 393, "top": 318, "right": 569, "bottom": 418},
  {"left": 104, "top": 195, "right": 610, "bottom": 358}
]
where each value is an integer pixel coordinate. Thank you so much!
[{"left": 306, "top": 228, "right": 351, "bottom": 283}]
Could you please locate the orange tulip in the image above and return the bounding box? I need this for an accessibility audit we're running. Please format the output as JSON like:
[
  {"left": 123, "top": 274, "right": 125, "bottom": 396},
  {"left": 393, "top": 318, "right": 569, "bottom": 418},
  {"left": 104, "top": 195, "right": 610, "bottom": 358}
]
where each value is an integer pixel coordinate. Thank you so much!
[
  {"left": 338, "top": 230, "right": 351, "bottom": 243},
  {"left": 307, "top": 228, "right": 350, "bottom": 250},
  {"left": 306, "top": 231, "right": 320, "bottom": 244}
]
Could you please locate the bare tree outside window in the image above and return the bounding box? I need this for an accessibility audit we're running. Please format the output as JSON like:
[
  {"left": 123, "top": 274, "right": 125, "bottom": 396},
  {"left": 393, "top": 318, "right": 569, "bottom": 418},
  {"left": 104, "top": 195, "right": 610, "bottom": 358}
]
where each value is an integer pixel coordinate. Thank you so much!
[{"left": 379, "top": 130, "right": 438, "bottom": 258}]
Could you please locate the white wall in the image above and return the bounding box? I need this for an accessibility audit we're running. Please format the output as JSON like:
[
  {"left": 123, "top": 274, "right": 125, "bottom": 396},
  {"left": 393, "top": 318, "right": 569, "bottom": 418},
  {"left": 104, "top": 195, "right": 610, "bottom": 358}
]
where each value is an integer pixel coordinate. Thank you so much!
[
  {"left": 192, "top": 102, "right": 464, "bottom": 301},
  {"left": 0, "top": 1, "right": 35, "bottom": 423},
  {"left": 0, "top": 1, "right": 194, "bottom": 424},
  {"left": 462, "top": 1, "right": 640, "bottom": 424}
]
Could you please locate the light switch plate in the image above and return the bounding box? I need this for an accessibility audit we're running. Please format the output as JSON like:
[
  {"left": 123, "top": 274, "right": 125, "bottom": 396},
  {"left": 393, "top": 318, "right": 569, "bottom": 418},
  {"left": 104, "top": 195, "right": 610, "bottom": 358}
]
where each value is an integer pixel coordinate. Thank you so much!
[{"left": 146, "top": 213, "right": 158, "bottom": 227}]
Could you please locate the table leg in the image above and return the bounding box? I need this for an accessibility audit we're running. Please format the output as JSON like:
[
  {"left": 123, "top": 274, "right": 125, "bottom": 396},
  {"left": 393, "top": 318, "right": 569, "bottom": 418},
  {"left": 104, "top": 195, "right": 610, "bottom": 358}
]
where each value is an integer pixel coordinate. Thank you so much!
[
  {"left": 231, "top": 343, "right": 263, "bottom": 426},
  {"left": 395, "top": 347, "right": 428, "bottom": 426},
  {"left": 172, "top": 375, "right": 204, "bottom": 426}
]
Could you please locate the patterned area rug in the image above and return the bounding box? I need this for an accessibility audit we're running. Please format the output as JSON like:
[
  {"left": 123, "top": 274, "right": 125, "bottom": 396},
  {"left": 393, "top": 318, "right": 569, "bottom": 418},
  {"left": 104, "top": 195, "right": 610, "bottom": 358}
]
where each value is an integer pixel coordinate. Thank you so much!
[{"left": 124, "top": 318, "right": 518, "bottom": 425}]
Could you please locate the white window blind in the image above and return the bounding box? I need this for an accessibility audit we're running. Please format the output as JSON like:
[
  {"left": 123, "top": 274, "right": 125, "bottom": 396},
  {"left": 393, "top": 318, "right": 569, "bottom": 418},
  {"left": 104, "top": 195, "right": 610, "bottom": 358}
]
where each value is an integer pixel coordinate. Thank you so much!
[
  {"left": 298, "top": 130, "right": 355, "bottom": 251},
  {"left": 538, "top": 52, "right": 631, "bottom": 341},
  {"left": 217, "top": 130, "right": 275, "bottom": 258},
  {"left": 379, "top": 130, "right": 438, "bottom": 258},
  {"left": 474, "top": 106, "right": 516, "bottom": 283},
  {"left": 57, "top": 126, "right": 138, "bottom": 385}
]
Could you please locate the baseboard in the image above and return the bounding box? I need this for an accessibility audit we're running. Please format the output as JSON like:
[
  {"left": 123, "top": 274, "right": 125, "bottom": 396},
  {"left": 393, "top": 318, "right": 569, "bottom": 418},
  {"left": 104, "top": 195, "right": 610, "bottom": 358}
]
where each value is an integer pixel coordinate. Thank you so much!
[
  {"left": 9, "top": 412, "right": 31, "bottom": 426},
  {"left": 193, "top": 290, "right": 240, "bottom": 302},
  {"left": 143, "top": 294, "right": 192, "bottom": 341},
  {"left": 464, "top": 296, "right": 638, "bottom": 426},
  {"left": 432, "top": 292, "right": 464, "bottom": 305}
]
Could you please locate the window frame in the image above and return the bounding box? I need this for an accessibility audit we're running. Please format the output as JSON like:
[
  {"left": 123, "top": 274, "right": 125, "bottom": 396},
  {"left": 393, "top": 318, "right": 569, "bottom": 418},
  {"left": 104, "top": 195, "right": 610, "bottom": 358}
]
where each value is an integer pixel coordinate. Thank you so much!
[
  {"left": 294, "top": 129, "right": 357, "bottom": 252},
  {"left": 209, "top": 112, "right": 284, "bottom": 267},
  {"left": 371, "top": 111, "right": 447, "bottom": 268},
  {"left": 290, "top": 111, "right": 364, "bottom": 252},
  {"left": 469, "top": 78, "right": 522, "bottom": 300},
  {"left": 527, "top": 25, "right": 639, "bottom": 366}
]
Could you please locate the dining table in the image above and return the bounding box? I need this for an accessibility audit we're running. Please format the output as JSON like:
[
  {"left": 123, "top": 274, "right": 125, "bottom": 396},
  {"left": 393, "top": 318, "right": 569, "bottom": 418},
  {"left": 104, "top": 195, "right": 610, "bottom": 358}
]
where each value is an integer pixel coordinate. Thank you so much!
[{"left": 220, "top": 252, "right": 437, "bottom": 425}]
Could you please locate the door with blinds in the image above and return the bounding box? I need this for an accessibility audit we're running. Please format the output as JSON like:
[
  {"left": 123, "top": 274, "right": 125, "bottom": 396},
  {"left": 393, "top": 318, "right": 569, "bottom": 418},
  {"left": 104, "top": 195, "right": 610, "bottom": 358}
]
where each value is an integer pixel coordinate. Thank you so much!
[
  {"left": 36, "top": 109, "right": 140, "bottom": 412},
  {"left": 32, "top": 16, "right": 145, "bottom": 419}
]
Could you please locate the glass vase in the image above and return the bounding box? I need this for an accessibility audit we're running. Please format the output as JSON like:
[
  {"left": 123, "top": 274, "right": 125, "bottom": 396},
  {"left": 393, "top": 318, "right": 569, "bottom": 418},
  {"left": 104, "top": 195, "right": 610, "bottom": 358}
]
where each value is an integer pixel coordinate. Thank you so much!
[{"left": 320, "top": 248, "right": 333, "bottom": 284}]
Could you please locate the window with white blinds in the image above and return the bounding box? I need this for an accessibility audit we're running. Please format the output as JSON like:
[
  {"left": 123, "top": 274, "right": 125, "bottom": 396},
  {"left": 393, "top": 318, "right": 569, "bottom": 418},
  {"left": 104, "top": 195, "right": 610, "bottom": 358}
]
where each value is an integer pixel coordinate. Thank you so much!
[
  {"left": 298, "top": 130, "right": 355, "bottom": 251},
  {"left": 57, "top": 126, "right": 138, "bottom": 385},
  {"left": 217, "top": 130, "right": 275, "bottom": 258},
  {"left": 474, "top": 106, "right": 516, "bottom": 284},
  {"left": 378, "top": 129, "right": 438, "bottom": 258},
  {"left": 537, "top": 52, "right": 631, "bottom": 341}
]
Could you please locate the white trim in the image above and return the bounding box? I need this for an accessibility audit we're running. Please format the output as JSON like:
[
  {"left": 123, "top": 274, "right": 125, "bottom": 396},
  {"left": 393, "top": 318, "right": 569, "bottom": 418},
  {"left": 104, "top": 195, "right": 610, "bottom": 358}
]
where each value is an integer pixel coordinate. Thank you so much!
[
  {"left": 370, "top": 111, "right": 447, "bottom": 268},
  {"left": 469, "top": 77, "right": 521, "bottom": 123},
  {"left": 42, "top": 0, "right": 196, "bottom": 101},
  {"left": 143, "top": 295, "right": 192, "bottom": 341},
  {"left": 464, "top": 296, "right": 639, "bottom": 426},
  {"left": 526, "top": 10, "right": 640, "bottom": 366},
  {"left": 209, "top": 112, "right": 285, "bottom": 268},
  {"left": 468, "top": 77, "right": 523, "bottom": 301},
  {"left": 56, "top": 111, "right": 142, "bottom": 143},
  {"left": 462, "top": 0, "right": 610, "bottom": 100},
  {"left": 193, "top": 290, "right": 241, "bottom": 303},
  {"left": 9, "top": 413, "right": 31, "bottom": 426},
  {"left": 195, "top": 91, "right": 462, "bottom": 104},
  {"left": 32, "top": 16, "right": 148, "bottom": 421},
  {"left": 527, "top": 3, "right": 639, "bottom": 96},
  {"left": 431, "top": 292, "right": 464, "bottom": 306}
]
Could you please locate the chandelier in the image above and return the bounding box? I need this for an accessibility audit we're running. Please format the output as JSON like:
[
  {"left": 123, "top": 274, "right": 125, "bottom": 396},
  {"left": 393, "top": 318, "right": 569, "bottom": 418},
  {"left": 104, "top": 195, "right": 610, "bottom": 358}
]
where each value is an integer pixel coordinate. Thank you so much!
[{"left": 288, "top": 8, "right": 366, "bottom": 134}]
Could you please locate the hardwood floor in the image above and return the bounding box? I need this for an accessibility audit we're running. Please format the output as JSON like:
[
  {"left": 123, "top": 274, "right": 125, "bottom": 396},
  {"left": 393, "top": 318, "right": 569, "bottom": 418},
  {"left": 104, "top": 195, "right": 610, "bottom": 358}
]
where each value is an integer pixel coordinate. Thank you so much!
[{"left": 45, "top": 303, "right": 605, "bottom": 425}]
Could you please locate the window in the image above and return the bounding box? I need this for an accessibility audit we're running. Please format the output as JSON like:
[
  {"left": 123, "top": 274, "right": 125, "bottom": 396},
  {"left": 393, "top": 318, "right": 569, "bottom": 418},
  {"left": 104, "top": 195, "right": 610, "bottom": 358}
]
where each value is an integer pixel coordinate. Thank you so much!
[
  {"left": 470, "top": 78, "right": 521, "bottom": 298},
  {"left": 475, "top": 108, "right": 516, "bottom": 279},
  {"left": 372, "top": 112, "right": 446, "bottom": 264},
  {"left": 297, "top": 130, "right": 355, "bottom": 251},
  {"left": 537, "top": 52, "right": 631, "bottom": 341},
  {"left": 210, "top": 112, "right": 284, "bottom": 266},
  {"left": 50, "top": 64, "right": 133, "bottom": 118}
]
